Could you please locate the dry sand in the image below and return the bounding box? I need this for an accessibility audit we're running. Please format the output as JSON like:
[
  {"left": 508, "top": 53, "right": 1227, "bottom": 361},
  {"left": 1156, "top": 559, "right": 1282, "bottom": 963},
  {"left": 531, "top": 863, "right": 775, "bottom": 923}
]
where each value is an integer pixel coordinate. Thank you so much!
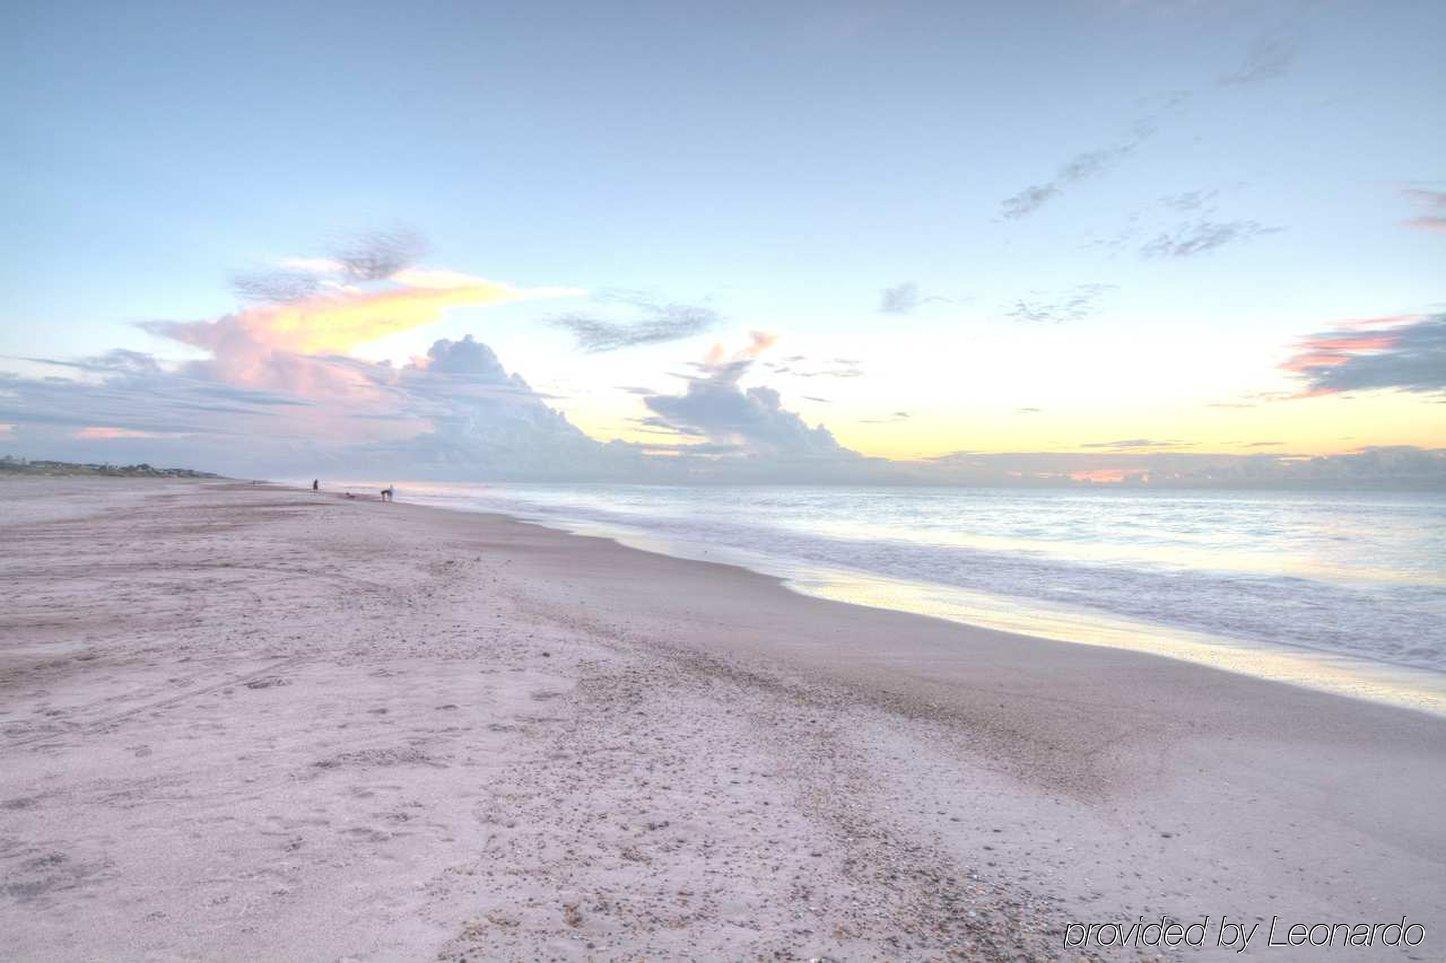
[{"left": 1, "top": 478, "right": 1442, "bottom": 961}]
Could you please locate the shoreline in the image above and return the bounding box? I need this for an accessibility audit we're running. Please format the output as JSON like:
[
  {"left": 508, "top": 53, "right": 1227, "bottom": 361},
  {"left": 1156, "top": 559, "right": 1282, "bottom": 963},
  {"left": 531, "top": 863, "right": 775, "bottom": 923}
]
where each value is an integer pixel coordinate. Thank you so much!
[
  {"left": 3, "top": 478, "right": 1443, "bottom": 960},
  {"left": 398, "top": 482, "right": 1446, "bottom": 718}
]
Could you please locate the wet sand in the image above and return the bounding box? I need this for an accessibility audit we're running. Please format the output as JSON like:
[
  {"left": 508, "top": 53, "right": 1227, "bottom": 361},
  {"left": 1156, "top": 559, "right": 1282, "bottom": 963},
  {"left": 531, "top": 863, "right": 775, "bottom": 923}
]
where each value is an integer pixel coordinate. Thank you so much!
[{"left": 1, "top": 479, "right": 1442, "bottom": 960}]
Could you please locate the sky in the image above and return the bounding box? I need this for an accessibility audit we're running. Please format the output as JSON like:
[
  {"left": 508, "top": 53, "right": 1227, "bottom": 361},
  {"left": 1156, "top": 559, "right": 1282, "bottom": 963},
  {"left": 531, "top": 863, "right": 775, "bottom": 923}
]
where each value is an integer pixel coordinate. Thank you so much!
[{"left": 2, "top": 0, "right": 1443, "bottom": 487}]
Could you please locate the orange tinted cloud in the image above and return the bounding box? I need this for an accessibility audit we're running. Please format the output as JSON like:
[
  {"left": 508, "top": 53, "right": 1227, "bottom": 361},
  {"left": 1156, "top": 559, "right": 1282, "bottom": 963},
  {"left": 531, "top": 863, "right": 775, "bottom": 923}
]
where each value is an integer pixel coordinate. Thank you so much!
[
  {"left": 738, "top": 330, "right": 780, "bottom": 359},
  {"left": 140, "top": 271, "right": 583, "bottom": 401},
  {"left": 162, "top": 274, "right": 581, "bottom": 357},
  {"left": 703, "top": 330, "right": 780, "bottom": 367}
]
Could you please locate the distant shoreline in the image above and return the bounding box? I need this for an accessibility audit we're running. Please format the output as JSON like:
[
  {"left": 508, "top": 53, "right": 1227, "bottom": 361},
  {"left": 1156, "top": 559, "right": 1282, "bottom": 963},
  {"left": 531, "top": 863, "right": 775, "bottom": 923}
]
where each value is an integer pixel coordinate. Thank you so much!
[{"left": 0, "top": 455, "right": 219, "bottom": 478}]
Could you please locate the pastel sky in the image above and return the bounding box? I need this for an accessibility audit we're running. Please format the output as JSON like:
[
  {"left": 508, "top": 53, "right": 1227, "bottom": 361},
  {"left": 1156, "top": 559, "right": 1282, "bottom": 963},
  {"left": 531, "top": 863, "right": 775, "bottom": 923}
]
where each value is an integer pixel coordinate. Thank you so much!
[{"left": 2, "top": 0, "right": 1443, "bottom": 486}]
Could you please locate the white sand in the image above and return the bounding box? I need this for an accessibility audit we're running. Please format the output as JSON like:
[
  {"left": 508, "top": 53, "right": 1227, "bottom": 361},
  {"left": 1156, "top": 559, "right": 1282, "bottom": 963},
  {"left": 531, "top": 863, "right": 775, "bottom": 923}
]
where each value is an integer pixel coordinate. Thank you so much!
[{"left": 1, "top": 479, "right": 1442, "bottom": 961}]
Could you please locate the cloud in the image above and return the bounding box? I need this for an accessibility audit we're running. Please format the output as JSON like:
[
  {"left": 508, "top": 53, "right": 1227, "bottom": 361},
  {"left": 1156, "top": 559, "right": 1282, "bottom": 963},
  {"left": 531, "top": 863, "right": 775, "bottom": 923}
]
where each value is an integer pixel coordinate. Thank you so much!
[
  {"left": 330, "top": 229, "right": 428, "bottom": 281},
  {"left": 644, "top": 381, "right": 848, "bottom": 459},
  {"left": 0, "top": 353, "right": 322, "bottom": 447},
  {"left": 1001, "top": 20, "right": 1301, "bottom": 223},
  {"left": 878, "top": 282, "right": 958, "bottom": 315},
  {"left": 1401, "top": 189, "right": 1446, "bottom": 233},
  {"left": 736, "top": 330, "right": 779, "bottom": 360},
  {"left": 879, "top": 282, "right": 921, "bottom": 314},
  {"left": 0, "top": 330, "right": 617, "bottom": 480},
  {"left": 231, "top": 269, "right": 326, "bottom": 303},
  {"left": 1141, "top": 219, "right": 1279, "bottom": 257},
  {"left": 1160, "top": 189, "right": 1220, "bottom": 212},
  {"left": 551, "top": 293, "right": 721, "bottom": 352},
  {"left": 210, "top": 233, "right": 583, "bottom": 370},
  {"left": 860, "top": 411, "right": 910, "bottom": 424},
  {"left": 1000, "top": 125, "right": 1155, "bottom": 219},
  {"left": 0, "top": 232, "right": 609, "bottom": 478},
  {"left": 1220, "top": 27, "right": 1301, "bottom": 86},
  {"left": 7, "top": 232, "right": 1438, "bottom": 489},
  {"left": 700, "top": 331, "right": 780, "bottom": 368},
  {"left": 279, "top": 257, "right": 346, "bottom": 274},
  {"left": 362, "top": 335, "right": 618, "bottom": 478},
  {"left": 1, "top": 260, "right": 849, "bottom": 482},
  {"left": 7, "top": 348, "right": 165, "bottom": 376},
  {"left": 7, "top": 329, "right": 1442, "bottom": 489},
  {"left": 73, "top": 426, "right": 170, "bottom": 440},
  {"left": 1282, "top": 314, "right": 1446, "bottom": 395},
  {"left": 639, "top": 346, "right": 854, "bottom": 463},
  {"left": 230, "top": 231, "right": 427, "bottom": 303},
  {"left": 142, "top": 273, "right": 579, "bottom": 402},
  {"left": 761, "top": 355, "right": 863, "bottom": 379},
  {"left": 1000, "top": 18, "right": 1303, "bottom": 223},
  {"left": 1080, "top": 438, "right": 1192, "bottom": 451},
  {"left": 1005, "top": 284, "right": 1114, "bottom": 324}
]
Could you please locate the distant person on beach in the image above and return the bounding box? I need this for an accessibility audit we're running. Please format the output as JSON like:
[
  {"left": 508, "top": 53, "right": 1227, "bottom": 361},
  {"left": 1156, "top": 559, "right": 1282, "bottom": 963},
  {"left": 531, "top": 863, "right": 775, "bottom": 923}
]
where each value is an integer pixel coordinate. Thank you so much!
[
  {"left": 312, "top": 479, "right": 319, "bottom": 492},
  {"left": 381, "top": 485, "right": 395, "bottom": 502}
]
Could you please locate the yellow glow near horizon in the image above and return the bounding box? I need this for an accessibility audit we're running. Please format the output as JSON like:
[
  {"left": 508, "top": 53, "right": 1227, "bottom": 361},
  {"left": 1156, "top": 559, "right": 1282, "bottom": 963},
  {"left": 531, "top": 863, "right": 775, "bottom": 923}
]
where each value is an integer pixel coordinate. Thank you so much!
[
  {"left": 832, "top": 390, "right": 1446, "bottom": 460},
  {"left": 560, "top": 381, "right": 1445, "bottom": 462}
]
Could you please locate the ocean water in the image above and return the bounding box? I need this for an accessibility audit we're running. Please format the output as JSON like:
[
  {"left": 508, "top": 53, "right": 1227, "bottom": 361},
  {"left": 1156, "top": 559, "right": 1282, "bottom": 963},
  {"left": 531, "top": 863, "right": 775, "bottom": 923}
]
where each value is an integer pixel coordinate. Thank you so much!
[{"left": 395, "top": 483, "right": 1446, "bottom": 712}]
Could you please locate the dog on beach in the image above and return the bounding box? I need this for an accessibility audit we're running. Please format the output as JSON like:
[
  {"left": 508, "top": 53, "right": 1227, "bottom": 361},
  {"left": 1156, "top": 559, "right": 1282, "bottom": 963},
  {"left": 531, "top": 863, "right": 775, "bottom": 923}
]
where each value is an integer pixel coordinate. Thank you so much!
[{"left": 380, "top": 485, "right": 395, "bottom": 502}]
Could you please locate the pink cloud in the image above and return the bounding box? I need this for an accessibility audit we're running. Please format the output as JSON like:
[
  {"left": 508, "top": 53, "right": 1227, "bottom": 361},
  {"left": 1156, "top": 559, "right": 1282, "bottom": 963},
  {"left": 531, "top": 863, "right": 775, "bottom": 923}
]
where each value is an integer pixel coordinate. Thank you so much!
[
  {"left": 1280, "top": 321, "right": 1411, "bottom": 380},
  {"left": 738, "top": 330, "right": 780, "bottom": 359},
  {"left": 73, "top": 426, "right": 167, "bottom": 440},
  {"left": 1280, "top": 313, "right": 1444, "bottom": 396},
  {"left": 1404, "top": 217, "right": 1446, "bottom": 233},
  {"left": 1401, "top": 189, "right": 1446, "bottom": 233},
  {"left": 702, "top": 331, "right": 781, "bottom": 367}
]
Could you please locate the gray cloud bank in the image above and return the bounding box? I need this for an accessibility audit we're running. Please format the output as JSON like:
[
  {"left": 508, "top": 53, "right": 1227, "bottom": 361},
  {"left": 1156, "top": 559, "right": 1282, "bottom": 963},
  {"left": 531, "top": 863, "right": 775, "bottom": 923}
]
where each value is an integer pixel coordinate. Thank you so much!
[
  {"left": 1285, "top": 314, "right": 1446, "bottom": 396},
  {"left": 3, "top": 258, "right": 1441, "bottom": 491},
  {"left": 638, "top": 359, "right": 852, "bottom": 466},
  {"left": 4, "top": 326, "right": 1442, "bottom": 490}
]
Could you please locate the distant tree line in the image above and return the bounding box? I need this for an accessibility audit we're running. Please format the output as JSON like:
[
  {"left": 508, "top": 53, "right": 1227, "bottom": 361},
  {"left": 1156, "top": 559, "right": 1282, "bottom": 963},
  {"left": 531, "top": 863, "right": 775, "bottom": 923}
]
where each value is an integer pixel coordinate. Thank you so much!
[{"left": 0, "top": 455, "right": 217, "bottom": 478}]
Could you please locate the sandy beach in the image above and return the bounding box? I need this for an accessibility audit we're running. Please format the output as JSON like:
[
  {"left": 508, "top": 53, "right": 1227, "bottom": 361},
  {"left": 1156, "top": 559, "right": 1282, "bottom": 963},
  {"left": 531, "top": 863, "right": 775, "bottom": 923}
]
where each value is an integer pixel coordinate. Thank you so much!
[{"left": 1, "top": 478, "right": 1442, "bottom": 961}]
